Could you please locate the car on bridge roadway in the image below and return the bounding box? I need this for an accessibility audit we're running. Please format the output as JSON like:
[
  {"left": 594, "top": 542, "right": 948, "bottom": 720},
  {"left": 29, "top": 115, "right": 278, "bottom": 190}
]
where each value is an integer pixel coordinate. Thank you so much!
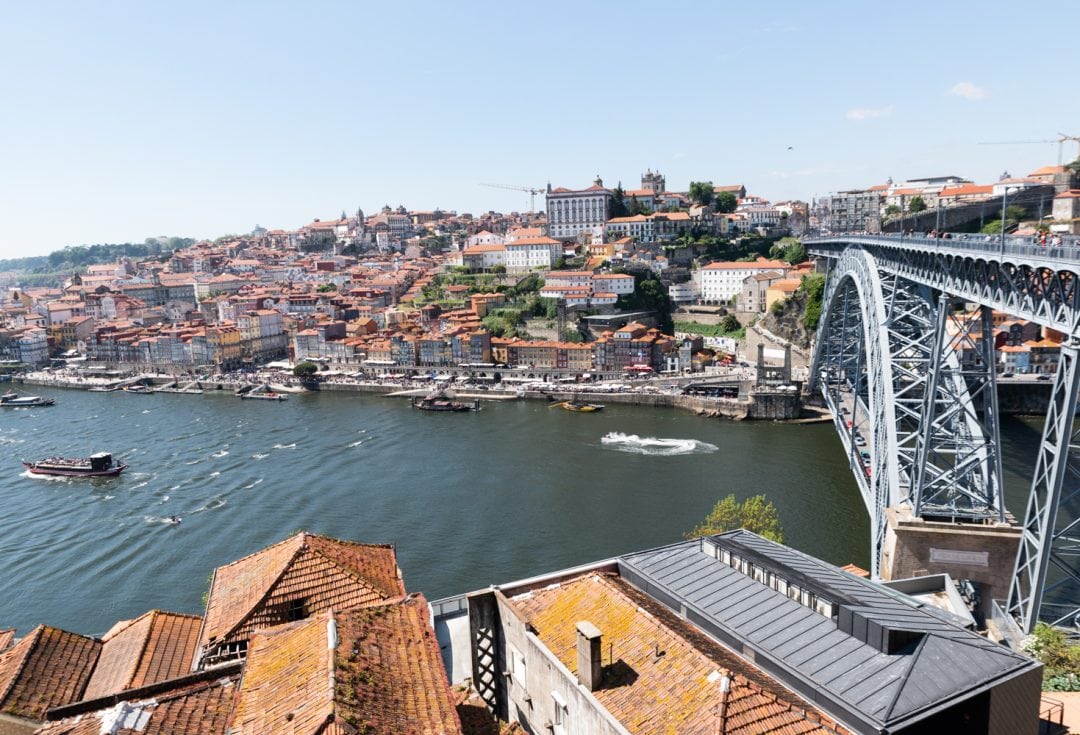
[{"left": 1037, "top": 374, "right": 1052, "bottom": 381}]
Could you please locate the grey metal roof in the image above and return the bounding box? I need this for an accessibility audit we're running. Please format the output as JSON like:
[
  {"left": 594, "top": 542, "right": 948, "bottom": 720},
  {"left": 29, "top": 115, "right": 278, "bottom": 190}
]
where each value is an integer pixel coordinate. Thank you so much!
[{"left": 617, "top": 530, "right": 1039, "bottom": 734}]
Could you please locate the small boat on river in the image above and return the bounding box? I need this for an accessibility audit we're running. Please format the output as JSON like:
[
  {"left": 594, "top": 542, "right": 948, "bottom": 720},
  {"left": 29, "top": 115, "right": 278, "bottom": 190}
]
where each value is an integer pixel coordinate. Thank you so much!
[
  {"left": 412, "top": 390, "right": 478, "bottom": 412},
  {"left": 552, "top": 400, "right": 604, "bottom": 413},
  {"left": 1, "top": 391, "right": 55, "bottom": 407},
  {"left": 240, "top": 391, "right": 287, "bottom": 401},
  {"left": 22, "top": 452, "right": 127, "bottom": 478}
]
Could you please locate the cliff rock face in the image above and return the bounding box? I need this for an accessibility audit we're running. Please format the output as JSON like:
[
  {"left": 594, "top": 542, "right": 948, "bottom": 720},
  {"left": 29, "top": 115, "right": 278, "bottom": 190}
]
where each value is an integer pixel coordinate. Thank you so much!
[{"left": 760, "top": 289, "right": 815, "bottom": 350}]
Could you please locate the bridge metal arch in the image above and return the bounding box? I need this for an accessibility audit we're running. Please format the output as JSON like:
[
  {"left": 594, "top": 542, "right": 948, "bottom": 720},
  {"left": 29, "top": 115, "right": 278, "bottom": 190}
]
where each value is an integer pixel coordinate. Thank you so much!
[
  {"left": 811, "top": 246, "right": 1007, "bottom": 579},
  {"left": 807, "top": 234, "right": 1080, "bottom": 634},
  {"left": 811, "top": 248, "right": 904, "bottom": 577}
]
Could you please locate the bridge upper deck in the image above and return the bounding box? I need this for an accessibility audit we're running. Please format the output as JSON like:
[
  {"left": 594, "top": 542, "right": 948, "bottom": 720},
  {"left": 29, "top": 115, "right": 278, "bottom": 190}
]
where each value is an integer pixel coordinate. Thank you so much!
[{"left": 807, "top": 233, "right": 1080, "bottom": 271}]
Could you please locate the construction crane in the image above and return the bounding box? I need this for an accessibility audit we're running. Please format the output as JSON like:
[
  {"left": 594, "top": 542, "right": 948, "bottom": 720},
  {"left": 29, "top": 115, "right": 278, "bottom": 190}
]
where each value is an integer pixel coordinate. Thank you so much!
[
  {"left": 479, "top": 183, "right": 546, "bottom": 213},
  {"left": 977, "top": 133, "right": 1080, "bottom": 166}
]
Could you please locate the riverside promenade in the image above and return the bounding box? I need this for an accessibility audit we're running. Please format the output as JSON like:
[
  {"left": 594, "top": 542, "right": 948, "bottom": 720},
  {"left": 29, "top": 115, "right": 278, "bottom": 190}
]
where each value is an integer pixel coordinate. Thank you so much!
[{"left": 16, "top": 367, "right": 815, "bottom": 421}]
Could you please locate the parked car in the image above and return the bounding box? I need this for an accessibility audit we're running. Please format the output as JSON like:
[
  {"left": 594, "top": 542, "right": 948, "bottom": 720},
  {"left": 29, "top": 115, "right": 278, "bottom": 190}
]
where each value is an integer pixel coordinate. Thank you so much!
[
  {"left": 1001, "top": 372, "right": 1014, "bottom": 379},
  {"left": 1037, "top": 374, "right": 1052, "bottom": 381}
]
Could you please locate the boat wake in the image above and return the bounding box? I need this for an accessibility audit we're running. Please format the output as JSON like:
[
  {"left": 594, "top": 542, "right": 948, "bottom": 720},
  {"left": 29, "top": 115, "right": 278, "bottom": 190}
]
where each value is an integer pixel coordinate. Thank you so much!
[
  {"left": 20, "top": 470, "right": 70, "bottom": 482},
  {"left": 273, "top": 443, "right": 297, "bottom": 449},
  {"left": 211, "top": 449, "right": 229, "bottom": 458},
  {"left": 347, "top": 440, "right": 363, "bottom": 447},
  {"left": 144, "top": 515, "right": 182, "bottom": 525},
  {"left": 242, "top": 478, "right": 263, "bottom": 489},
  {"left": 251, "top": 452, "right": 269, "bottom": 460},
  {"left": 600, "top": 432, "right": 718, "bottom": 456},
  {"left": 192, "top": 497, "right": 227, "bottom": 513}
]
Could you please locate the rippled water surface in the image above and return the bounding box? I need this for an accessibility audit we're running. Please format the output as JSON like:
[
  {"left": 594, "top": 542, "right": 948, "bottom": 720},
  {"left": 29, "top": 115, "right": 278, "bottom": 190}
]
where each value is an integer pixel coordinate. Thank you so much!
[{"left": 0, "top": 386, "right": 1039, "bottom": 636}]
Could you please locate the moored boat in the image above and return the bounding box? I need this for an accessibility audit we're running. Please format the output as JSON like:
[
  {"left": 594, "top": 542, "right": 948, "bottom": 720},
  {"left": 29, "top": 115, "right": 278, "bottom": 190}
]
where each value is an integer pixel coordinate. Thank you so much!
[
  {"left": 1, "top": 391, "right": 55, "bottom": 407},
  {"left": 240, "top": 391, "right": 287, "bottom": 401},
  {"left": 22, "top": 452, "right": 127, "bottom": 477},
  {"left": 555, "top": 400, "right": 604, "bottom": 412},
  {"left": 412, "top": 389, "right": 478, "bottom": 412}
]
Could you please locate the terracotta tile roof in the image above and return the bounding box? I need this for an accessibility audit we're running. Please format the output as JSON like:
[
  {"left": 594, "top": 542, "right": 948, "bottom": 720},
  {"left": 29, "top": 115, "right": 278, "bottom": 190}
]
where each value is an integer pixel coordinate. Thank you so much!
[
  {"left": 83, "top": 610, "right": 203, "bottom": 699},
  {"left": 769, "top": 279, "right": 802, "bottom": 293},
  {"left": 703, "top": 258, "right": 789, "bottom": 271},
  {"left": 505, "top": 236, "right": 561, "bottom": 246},
  {"left": 234, "top": 596, "right": 461, "bottom": 735},
  {"left": 230, "top": 614, "right": 333, "bottom": 734},
  {"left": 37, "top": 670, "right": 241, "bottom": 735},
  {"left": 0, "top": 625, "right": 100, "bottom": 721},
  {"left": 839, "top": 563, "right": 870, "bottom": 578},
  {"left": 198, "top": 532, "right": 403, "bottom": 663},
  {"left": 510, "top": 573, "right": 849, "bottom": 735},
  {"left": 939, "top": 184, "right": 994, "bottom": 197},
  {"left": 333, "top": 595, "right": 461, "bottom": 734},
  {"left": 0, "top": 629, "right": 13, "bottom": 652}
]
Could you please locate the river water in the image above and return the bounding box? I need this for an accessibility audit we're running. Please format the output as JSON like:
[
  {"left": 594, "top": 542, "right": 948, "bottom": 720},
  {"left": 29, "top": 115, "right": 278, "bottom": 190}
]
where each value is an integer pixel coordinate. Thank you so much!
[{"left": 0, "top": 387, "right": 1042, "bottom": 636}]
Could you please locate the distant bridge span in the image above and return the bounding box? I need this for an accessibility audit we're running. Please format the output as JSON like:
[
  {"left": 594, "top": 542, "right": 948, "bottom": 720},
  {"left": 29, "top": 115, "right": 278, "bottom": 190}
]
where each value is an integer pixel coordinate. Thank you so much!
[{"left": 807, "top": 233, "right": 1080, "bottom": 634}]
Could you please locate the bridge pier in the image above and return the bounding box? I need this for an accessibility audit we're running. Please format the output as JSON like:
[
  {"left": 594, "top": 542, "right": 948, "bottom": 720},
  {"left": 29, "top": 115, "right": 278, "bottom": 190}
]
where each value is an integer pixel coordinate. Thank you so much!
[{"left": 881, "top": 505, "right": 1021, "bottom": 616}]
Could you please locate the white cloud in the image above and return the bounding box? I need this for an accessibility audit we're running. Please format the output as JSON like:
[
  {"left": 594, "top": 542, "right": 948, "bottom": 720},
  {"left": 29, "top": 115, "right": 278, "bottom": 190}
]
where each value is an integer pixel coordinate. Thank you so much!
[
  {"left": 846, "top": 105, "right": 893, "bottom": 122},
  {"left": 947, "top": 81, "right": 987, "bottom": 100}
]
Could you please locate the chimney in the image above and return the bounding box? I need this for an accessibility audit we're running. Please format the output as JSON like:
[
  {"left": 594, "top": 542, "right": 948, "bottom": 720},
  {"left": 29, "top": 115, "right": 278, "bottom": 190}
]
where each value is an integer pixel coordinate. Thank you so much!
[{"left": 576, "top": 621, "right": 603, "bottom": 691}]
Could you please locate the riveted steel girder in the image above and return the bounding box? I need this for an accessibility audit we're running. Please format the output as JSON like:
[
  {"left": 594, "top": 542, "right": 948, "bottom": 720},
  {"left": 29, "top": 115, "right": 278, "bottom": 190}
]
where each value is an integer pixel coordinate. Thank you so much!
[
  {"left": 811, "top": 247, "right": 1005, "bottom": 576},
  {"left": 1007, "top": 342, "right": 1080, "bottom": 633}
]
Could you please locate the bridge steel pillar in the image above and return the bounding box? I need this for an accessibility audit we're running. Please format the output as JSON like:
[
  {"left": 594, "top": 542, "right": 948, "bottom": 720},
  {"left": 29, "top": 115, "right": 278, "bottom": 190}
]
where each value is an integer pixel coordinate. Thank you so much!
[
  {"left": 1008, "top": 341, "right": 1080, "bottom": 633},
  {"left": 812, "top": 248, "right": 1008, "bottom": 581},
  {"left": 911, "top": 300, "right": 1005, "bottom": 521}
]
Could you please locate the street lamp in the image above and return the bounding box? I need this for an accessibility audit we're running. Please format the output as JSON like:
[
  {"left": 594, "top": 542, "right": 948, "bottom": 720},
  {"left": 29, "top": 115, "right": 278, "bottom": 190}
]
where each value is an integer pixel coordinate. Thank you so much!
[{"left": 1000, "top": 186, "right": 1019, "bottom": 258}]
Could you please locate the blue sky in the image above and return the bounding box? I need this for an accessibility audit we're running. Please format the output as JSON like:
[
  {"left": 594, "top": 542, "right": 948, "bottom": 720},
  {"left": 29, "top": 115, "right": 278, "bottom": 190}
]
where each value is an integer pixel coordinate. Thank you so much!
[{"left": 2, "top": 0, "right": 1077, "bottom": 259}]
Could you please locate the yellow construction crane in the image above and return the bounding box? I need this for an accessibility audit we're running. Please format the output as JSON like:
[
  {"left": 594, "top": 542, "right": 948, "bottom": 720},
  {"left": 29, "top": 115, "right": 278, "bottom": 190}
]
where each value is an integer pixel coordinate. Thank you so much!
[
  {"left": 978, "top": 133, "right": 1080, "bottom": 166},
  {"left": 479, "top": 183, "right": 545, "bottom": 213}
]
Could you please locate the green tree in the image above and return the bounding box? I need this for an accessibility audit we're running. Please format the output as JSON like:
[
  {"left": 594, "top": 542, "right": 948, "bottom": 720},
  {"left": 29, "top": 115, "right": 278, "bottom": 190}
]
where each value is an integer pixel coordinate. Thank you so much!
[
  {"left": 908, "top": 196, "right": 926, "bottom": 213},
  {"left": 610, "top": 185, "right": 628, "bottom": 218},
  {"left": 799, "top": 273, "right": 826, "bottom": 331},
  {"left": 317, "top": 283, "right": 337, "bottom": 292},
  {"left": 685, "top": 493, "right": 784, "bottom": 542},
  {"left": 884, "top": 204, "right": 901, "bottom": 217},
  {"left": 688, "top": 181, "right": 715, "bottom": 207},
  {"left": 628, "top": 196, "right": 648, "bottom": 216},
  {"left": 720, "top": 313, "right": 740, "bottom": 332},
  {"left": 714, "top": 191, "right": 738, "bottom": 214},
  {"left": 293, "top": 361, "right": 319, "bottom": 378},
  {"left": 1021, "top": 622, "right": 1080, "bottom": 690},
  {"left": 564, "top": 327, "right": 585, "bottom": 343}
]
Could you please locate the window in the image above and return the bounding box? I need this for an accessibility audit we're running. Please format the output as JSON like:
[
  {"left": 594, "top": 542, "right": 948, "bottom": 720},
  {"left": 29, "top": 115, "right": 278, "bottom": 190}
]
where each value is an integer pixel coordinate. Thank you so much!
[
  {"left": 510, "top": 644, "right": 527, "bottom": 688},
  {"left": 551, "top": 691, "right": 567, "bottom": 734}
]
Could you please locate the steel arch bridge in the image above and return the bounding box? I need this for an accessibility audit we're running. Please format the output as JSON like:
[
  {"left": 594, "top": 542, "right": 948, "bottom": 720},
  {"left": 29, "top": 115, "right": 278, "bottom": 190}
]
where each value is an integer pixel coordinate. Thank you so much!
[{"left": 806, "top": 233, "right": 1080, "bottom": 634}]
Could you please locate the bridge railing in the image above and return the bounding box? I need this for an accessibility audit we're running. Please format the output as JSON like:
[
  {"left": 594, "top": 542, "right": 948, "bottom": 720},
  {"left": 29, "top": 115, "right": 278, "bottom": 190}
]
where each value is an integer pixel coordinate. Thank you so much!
[{"left": 807, "top": 232, "right": 1080, "bottom": 265}]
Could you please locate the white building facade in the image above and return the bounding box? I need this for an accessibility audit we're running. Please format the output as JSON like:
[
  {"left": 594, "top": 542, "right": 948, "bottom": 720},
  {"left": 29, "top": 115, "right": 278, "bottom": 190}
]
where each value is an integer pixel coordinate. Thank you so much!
[
  {"left": 695, "top": 257, "right": 791, "bottom": 303},
  {"left": 546, "top": 178, "right": 613, "bottom": 241}
]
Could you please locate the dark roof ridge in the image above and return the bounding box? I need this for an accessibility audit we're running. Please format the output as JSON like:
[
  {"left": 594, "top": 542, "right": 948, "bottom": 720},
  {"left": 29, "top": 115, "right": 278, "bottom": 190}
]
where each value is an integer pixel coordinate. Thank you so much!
[
  {"left": 882, "top": 634, "right": 928, "bottom": 720},
  {"left": 46, "top": 660, "right": 243, "bottom": 720}
]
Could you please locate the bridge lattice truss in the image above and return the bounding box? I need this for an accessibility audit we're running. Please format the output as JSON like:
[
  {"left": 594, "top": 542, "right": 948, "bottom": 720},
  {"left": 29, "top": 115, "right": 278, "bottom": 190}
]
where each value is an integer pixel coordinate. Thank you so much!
[{"left": 808, "top": 235, "right": 1080, "bottom": 633}]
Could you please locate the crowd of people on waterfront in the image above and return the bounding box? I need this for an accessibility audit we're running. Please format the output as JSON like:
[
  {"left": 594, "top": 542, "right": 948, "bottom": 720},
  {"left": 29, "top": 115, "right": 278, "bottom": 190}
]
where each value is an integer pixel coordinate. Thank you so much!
[{"left": 16, "top": 363, "right": 764, "bottom": 401}]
